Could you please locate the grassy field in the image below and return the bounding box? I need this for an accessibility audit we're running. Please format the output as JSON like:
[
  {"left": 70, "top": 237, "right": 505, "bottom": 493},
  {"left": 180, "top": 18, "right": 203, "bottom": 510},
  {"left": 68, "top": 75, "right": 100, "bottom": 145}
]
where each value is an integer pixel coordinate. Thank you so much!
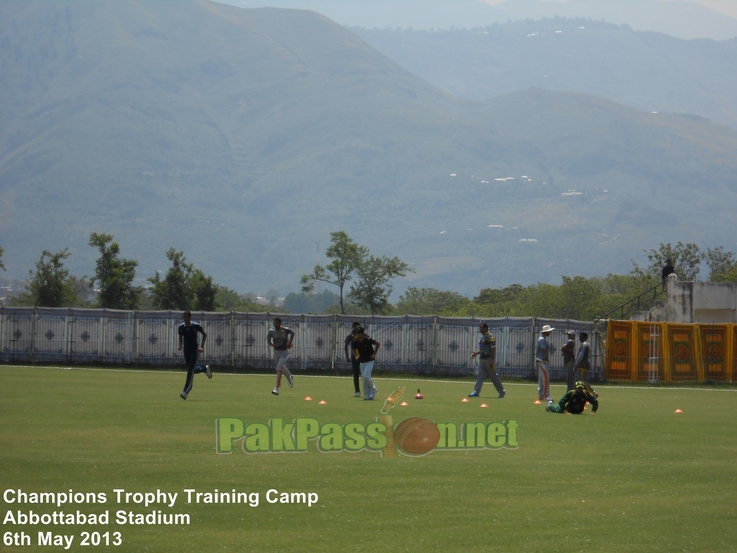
[{"left": 1, "top": 366, "right": 736, "bottom": 553}]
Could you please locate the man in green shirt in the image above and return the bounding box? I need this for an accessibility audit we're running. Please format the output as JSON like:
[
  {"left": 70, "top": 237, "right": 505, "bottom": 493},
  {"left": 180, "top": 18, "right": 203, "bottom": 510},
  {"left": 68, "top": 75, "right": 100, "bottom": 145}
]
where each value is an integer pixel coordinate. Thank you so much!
[{"left": 546, "top": 381, "right": 598, "bottom": 414}]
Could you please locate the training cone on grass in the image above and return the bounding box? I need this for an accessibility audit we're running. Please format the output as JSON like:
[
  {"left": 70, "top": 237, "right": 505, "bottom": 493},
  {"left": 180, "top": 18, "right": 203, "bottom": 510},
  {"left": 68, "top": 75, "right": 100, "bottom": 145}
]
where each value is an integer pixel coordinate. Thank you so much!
[
  {"left": 304, "top": 396, "right": 313, "bottom": 401},
  {"left": 674, "top": 409, "right": 683, "bottom": 414},
  {"left": 461, "top": 398, "right": 470, "bottom": 403},
  {"left": 415, "top": 389, "right": 424, "bottom": 399},
  {"left": 534, "top": 400, "right": 542, "bottom": 405},
  {"left": 480, "top": 403, "right": 489, "bottom": 408},
  {"left": 400, "top": 402, "right": 409, "bottom": 407},
  {"left": 318, "top": 400, "right": 327, "bottom": 405}
]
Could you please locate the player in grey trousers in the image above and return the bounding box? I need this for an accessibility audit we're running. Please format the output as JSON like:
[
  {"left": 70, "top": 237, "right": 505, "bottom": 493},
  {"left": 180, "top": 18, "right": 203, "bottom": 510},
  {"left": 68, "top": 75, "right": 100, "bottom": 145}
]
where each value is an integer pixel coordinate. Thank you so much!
[
  {"left": 536, "top": 325, "right": 554, "bottom": 402},
  {"left": 267, "top": 317, "right": 295, "bottom": 396},
  {"left": 468, "top": 323, "right": 506, "bottom": 398}
]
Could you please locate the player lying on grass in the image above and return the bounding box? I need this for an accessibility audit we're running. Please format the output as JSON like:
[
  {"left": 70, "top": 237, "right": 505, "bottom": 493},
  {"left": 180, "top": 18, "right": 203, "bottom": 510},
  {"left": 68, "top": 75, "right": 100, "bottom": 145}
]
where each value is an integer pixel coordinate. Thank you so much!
[{"left": 545, "top": 381, "right": 598, "bottom": 414}]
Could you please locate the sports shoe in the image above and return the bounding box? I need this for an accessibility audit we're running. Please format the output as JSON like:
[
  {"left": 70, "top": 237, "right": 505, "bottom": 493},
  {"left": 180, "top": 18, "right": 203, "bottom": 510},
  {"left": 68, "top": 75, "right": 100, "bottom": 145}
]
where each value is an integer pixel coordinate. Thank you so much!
[
  {"left": 287, "top": 374, "right": 293, "bottom": 388},
  {"left": 364, "top": 396, "right": 374, "bottom": 401},
  {"left": 468, "top": 391, "right": 480, "bottom": 398},
  {"left": 180, "top": 392, "right": 188, "bottom": 400},
  {"left": 205, "top": 365, "right": 212, "bottom": 379},
  {"left": 498, "top": 391, "right": 506, "bottom": 399},
  {"left": 354, "top": 392, "right": 361, "bottom": 398},
  {"left": 271, "top": 388, "right": 279, "bottom": 396},
  {"left": 545, "top": 400, "right": 553, "bottom": 412},
  {"left": 369, "top": 387, "right": 377, "bottom": 400},
  {"left": 545, "top": 397, "right": 554, "bottom": 402}
]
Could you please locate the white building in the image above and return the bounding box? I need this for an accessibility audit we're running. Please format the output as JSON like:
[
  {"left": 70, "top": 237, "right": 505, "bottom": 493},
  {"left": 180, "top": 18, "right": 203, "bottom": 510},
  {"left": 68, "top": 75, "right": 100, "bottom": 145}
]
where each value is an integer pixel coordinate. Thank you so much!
[{"left": 637, "top": 276, "right": 737, "bottom": 323}]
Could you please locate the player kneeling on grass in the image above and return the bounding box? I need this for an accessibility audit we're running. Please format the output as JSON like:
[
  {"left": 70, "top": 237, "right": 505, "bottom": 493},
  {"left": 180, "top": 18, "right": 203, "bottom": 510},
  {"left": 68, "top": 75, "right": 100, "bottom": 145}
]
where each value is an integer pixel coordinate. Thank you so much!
[{"left": 546, "top": 381, "right": 598, "bottom": 414}]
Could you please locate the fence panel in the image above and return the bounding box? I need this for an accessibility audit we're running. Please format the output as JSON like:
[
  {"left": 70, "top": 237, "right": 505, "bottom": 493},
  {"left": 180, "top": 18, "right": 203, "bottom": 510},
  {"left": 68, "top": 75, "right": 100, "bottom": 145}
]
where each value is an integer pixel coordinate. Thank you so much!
[
  {"left": 194, "top": 312, "right": 234, "bottom": 368},
  {"left": 373, "top": 316, "right": 434, "bottom": 375},
  {"left": 68, "top": 310, "right": 104, "bottom": 364},
  {"left": 135, "top": 312, "right": 176, "bottom": 366},
  {"left": 664, "top": 323, "right": 701, "bottom": 382},
  {"left": 233, "top": 313, "right": 271, "bottom": 370},
  {"left": 33, "top": 309, "right": 69, "bottom": 363},
  {"left": 435, "top": 317, "right": 476, "bottom": 377},
  {"left": 13, "top": 307, "right": 722, "bottom": 383},
  {"left": 492, "top": 318, "right": 534, "bottom": 379},
  {"left": 0, "top": 308, "right": 34, "bottom": 363},
  {"left": 699, "top": 325, "right": 729, "bottom": 381},
  {"left": 101, "top": 310, "right": 135, "bottom": 364},
  {"left": 302, "top": 315, "right": 335, "bottom": 371},
  {"left": 635, "top": 322, "right": 663, "bottom": 383}
]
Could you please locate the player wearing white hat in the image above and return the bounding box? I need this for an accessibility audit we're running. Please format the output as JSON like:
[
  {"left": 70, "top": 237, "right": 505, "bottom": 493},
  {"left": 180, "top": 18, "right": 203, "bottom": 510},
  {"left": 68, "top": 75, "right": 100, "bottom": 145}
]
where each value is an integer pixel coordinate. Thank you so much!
[{"left": 536, "top": 324, "right": 555, "bottom": 402}]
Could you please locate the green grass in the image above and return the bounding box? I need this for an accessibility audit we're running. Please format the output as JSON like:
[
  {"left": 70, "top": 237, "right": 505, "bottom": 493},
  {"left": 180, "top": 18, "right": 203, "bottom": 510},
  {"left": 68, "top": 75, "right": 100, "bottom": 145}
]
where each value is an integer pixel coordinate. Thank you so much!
[{"left": 1, "top": 366, "right": 736, "bottom": 552}]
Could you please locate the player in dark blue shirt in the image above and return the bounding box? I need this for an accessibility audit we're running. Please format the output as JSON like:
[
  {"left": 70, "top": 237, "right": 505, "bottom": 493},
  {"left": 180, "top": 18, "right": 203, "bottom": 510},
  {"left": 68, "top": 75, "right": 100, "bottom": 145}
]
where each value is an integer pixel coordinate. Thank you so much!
[{"left": 178, "top": 311, "right": 211, "bottom": 400}]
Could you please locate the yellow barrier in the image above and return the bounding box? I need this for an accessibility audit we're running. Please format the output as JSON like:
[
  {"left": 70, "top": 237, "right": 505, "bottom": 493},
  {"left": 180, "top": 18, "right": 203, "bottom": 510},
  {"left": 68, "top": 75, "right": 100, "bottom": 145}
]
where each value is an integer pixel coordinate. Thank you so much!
[{"left": 606, "top": 321, "right": 735, "bottom": 382}]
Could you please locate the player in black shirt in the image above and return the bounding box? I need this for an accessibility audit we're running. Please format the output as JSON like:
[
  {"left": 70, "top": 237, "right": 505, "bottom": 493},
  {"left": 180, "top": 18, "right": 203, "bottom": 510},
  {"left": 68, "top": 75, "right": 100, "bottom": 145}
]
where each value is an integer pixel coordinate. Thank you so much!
[{"left": 351, "top": 327, "right": 380, "bottom": 401}]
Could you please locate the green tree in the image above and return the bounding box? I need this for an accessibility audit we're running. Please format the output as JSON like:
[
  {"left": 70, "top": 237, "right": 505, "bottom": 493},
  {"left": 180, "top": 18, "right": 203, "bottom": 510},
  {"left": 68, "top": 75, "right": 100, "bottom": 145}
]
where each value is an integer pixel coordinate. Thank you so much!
[
  {"left": 89, "top": 232, "right": 140, "bottom": 310},
  {"left": 396, "top": 287, "right": 469, "bottom": 315},
  {"left": 284, "top": 290, "right": 340, "bottom": 314},
  {"left": 210, "top": 286, "right": 271, "bottom": 312},
  {"left": 0, "top": 246, "right": 5, "bottom": 272},
  {"left": 514, "top": 283, "right": 563, "bottom": 318},
  {"left": 148, "top": 248, "right": 193, "bottom": 310},
  {"left": 301, "top": 231, "right": 366, "bottom": 314},
  {"left": 705, "top": 246, "right": 737, "bottom": 281},
  {"left": 190, "top": 268, "right": 217, "bottom": 311},
  {"left": 25, "top": 249, "right": 80, "bottom": 307},
  {"left": 349, "top": 254, "right": 413, "bottom": 315},
  {"left": 711, "top": 265, "right": 737, "bottom": 283},
  {"left": 471, "top": 284, "right": 526, "bottom": 316},
  {"left": 558, "top": 275, "right": 603, "bottom": 320},
  {"left": 147, "top": 249, "right": 219, "bottom": 311},
  {"left": 631, "top": 242, "right": 703, "bottom": 281},
  {"left": 474, "top": 284, "right": 524, "bottom": 306}
]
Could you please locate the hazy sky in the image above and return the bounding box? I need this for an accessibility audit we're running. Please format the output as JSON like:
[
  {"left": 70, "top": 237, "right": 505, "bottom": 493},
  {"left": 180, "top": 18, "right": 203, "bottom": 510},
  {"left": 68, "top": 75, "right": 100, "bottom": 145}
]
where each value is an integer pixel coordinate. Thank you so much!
[{"left": 485, "top": 0, "right": 737, "bottom": 20}]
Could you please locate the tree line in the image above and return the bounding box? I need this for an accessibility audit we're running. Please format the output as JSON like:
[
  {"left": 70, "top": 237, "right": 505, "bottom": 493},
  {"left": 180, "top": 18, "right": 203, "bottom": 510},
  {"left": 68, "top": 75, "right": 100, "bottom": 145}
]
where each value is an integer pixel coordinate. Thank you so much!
[
  {"left": 299, "top": 238, "right": 737, "bottom": 320},
  {"left": 1, "top": 236, "right": 735, "bottom": 319},
  {"left": 0, "top": 234, "right": 272, "bottom": 312}
]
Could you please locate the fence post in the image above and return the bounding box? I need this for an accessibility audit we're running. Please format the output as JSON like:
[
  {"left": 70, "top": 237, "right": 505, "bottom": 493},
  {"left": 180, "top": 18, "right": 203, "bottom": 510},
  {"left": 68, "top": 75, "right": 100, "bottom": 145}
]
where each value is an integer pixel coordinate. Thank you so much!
[
  {"left": 300, "top": 314, "right": 306, "bottom": 372},
  {"left": 432, "top": 316, "right": 438, "bottom": 373},
  {"left": 30, "top": 307, "right": 36, "bottom": 364},
  {"left": 132, "top": 311, "right": 138, "bottom": 365},
  {"left": 530, "top": 318, "right": 537, "bottom": 375},
  {"left": 230, "top": 311, "right": 235, "bottom": 371},
  {"left": 331, "top": 313, "right": 338, "bottom": 372}
]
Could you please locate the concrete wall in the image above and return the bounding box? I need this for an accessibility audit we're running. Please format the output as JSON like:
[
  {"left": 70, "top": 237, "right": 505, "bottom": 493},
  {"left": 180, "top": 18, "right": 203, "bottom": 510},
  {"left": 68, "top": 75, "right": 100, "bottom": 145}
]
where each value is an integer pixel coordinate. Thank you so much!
[{"left": 664, "top": 280, "right": 737, "bottom": 323}]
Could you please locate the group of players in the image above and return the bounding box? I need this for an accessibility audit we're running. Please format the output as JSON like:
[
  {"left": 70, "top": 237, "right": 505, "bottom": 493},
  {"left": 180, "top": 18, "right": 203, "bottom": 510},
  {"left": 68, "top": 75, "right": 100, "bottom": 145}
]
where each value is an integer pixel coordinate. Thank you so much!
[
  {"left": 175, "top": 314, "right": 381, "bottom": 400},
  {"left": 176, "top": 313, "right": 598, "bottom": 414}
]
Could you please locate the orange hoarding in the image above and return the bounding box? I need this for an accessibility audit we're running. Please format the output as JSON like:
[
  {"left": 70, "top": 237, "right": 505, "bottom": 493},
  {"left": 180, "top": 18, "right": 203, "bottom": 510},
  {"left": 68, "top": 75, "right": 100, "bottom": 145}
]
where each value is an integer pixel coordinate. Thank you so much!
[{"left": 606, "top": 321, "right": 735, "bottom": 383}]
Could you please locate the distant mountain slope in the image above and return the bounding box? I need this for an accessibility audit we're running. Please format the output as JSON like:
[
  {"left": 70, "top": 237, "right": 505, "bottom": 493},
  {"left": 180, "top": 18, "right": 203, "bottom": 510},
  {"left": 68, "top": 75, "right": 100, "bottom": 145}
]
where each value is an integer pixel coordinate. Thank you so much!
[
  {"left": 2, "top": 0, "right": 737, "bottom": 298},
  {"left": 215, "top": 0, "right": 737, "bottom": 40},
  {"left": 491, "top": 0, "right": 737, "bottom": 41},
  {"left": 351, "top": 20, "right": 737, "bottom": 130}
]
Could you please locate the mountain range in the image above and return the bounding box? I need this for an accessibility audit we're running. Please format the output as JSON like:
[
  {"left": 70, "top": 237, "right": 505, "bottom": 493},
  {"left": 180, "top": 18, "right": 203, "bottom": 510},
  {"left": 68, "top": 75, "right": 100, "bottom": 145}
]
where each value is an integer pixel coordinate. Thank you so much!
[
  {"left": 1, "top": 0, "right": 737, "bottom": 299},
  {"left": 218, "top": 0, "right": 737, "bottom": 40},
  {"left": 351, "top": 19, "right": 737, "bottom": 130}
]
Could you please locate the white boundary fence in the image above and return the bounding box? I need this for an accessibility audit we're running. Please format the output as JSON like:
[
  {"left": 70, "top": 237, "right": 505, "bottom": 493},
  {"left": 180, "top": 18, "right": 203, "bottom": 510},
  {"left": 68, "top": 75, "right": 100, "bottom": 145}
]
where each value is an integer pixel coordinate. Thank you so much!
[{"left": 0, "top": 308, "right": 601, "bottom": 381}]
